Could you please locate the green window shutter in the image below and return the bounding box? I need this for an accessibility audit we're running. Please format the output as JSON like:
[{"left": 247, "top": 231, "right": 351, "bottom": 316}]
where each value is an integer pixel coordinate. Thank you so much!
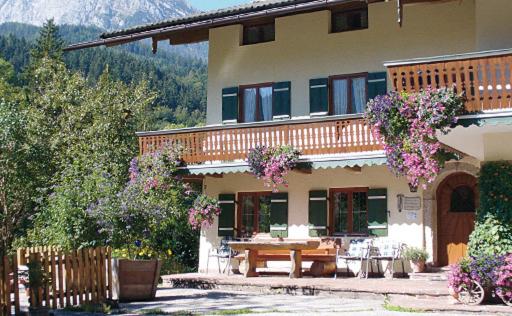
[
  {"left": 272, "top": 81, "right": 291, "bottom": 119},
  {"left": 367, "top": 72, "right": 387, "bottom": 101},
  {"left": 308, "top": 190, "right": 328, "bottom": 237},
  {"left": 222, "top": 87, "right": 239, "bottom": 123},
  {"left": 309, "top": 78, "right": 329, "bottom": 115},
  {"left": 270, "top": 192, "right": 288, "bottom": 238},
  {"left": 218, "top": 194, "right": 236, "bottom": 237},
  {"left": 367, "top": 189, "right": 388, "bottom": 236}
]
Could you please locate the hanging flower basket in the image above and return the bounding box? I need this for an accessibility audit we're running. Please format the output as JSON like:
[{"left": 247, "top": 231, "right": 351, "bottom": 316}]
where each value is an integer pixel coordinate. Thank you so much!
[
  {"left": 365, "top": 87, "right": 464, "bottom": 189},
  {"left": 188, "top": 194, "right": 221, "bottom": 230},
  {"left": 247, "top": 145, "right": 300, "bottom": 192}
]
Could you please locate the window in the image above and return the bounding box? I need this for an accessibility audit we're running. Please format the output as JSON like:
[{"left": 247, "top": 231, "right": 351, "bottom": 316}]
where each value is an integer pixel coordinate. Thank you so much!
[
  {"left": 330, "top": 188, "right": 368, "bottom": 235},
  {"left": 240, "top": 83, "right": 273, "bottom": 123},
  {"left": 330, "top": 74, "right": 367, "bottom": 115},
  {"left": 450, "top": 186, "right": 476, "bottom": 213},
  {"left": 238, "top": 192, "right": 272, "bottom": 237},
  {"left": 332, "top": 8, "right": 368, "bottom": 33},
  {"left": 243, "top": 22, "right": 275, "bottom": 45}
]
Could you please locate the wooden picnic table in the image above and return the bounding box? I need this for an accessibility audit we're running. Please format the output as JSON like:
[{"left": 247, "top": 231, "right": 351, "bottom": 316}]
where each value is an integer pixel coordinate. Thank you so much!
[{"left": 228, "top": 240, "right": 320, "bottom": 278}]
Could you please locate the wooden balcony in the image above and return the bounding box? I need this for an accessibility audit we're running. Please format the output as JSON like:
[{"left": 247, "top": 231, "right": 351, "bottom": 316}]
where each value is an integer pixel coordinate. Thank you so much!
[
  {"left": 386, "top": 49, "right": 512, "bottom": 112},
  {"left": 138, "top": 116, "right": 382, "bottom": 164}
]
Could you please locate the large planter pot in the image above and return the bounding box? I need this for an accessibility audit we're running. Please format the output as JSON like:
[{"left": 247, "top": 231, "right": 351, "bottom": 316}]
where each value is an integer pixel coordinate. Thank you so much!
[
  {"left": 410, "top": 260, "right": 426, "bottom": 273},
  {"left": 113, "top": 259, "right": 162, "bottom": 302}
]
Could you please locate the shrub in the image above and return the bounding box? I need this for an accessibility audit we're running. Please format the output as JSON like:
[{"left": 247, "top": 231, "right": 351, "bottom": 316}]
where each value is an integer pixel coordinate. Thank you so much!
[
  {"left": 496, "top": 254, "right": 512, "bottom": 302},
  {"left": 468, "top": 213, "right": 512, "bottom": 257},
  {"left": 403, "top": 247, "right": 429, "bottom": 262},
  {"left": 478, "top": 161, "right": 512, "bottom": 223}
]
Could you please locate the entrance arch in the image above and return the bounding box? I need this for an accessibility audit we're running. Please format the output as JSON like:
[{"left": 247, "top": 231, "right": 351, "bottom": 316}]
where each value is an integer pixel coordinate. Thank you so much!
[{"left": 436, "top": 172, "right": 478, "bottom": 266}]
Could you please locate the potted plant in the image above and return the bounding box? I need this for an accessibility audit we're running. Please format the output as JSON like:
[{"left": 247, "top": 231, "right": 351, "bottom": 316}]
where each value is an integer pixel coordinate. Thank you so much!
[
  {"left": 89, "top": 145, "right": 197, "bottom": 302},
  {"left": 404, "top": 247, "right": 429, "bottom": 273}
]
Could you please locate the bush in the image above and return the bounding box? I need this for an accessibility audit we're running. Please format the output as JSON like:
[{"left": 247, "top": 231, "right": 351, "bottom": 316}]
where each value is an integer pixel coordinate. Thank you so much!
[
  {"left": 478, "top": 161, "right": 512, "bottom": 223},
  {"left": 468, "top": 214, "right": 512, "bottom": 257},
  {"left": 403, "top": 247, "right": 429, "bottom": 262}
]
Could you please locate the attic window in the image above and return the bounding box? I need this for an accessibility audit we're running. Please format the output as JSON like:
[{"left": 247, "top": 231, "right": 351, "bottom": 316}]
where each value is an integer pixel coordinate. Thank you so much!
[
  {"left": 332, "top": 8, "right": 368, "bottom": 33},
  {"left": 243, "top": 22, "right": 275, "bottom": 45}
]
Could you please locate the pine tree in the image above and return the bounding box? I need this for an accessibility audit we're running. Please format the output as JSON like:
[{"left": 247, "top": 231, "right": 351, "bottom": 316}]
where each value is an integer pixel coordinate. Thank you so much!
[{"left": 30, "top": 19, "right": 64, "bottom": 61}]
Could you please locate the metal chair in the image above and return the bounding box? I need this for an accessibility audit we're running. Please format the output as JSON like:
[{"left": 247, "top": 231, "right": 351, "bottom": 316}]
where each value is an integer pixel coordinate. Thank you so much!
[
  {"left": 206, "top": 237, "right": 236, "bottom": 275},
  {"left": 335, "top": 238, "right": 374, "bottom": 279},
  {"left": 369, "top": 238, "right": 405, "bottom": 279}
]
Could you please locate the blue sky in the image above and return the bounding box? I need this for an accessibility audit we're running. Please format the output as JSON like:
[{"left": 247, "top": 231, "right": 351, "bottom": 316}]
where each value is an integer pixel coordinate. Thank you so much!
[{"left": 188, "top": 0, "right": 252, "bottom": 11}]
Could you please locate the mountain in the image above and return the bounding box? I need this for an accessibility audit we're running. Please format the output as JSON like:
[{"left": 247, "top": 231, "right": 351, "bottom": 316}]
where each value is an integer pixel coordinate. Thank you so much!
[{"left": 0, "top": 0, "right": 196, "bottom": 31}]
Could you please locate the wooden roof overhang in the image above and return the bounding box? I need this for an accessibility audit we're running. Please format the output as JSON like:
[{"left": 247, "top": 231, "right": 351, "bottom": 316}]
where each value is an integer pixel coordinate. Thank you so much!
[{"left": 64, "top": 0, "right": 452, "bottom": 52}]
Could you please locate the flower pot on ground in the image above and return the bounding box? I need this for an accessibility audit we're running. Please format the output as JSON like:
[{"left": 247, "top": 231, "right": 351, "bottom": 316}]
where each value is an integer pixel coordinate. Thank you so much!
[
  {"left": 403, "top": 247, "right": 429, "bottom": 273},
  {"left": 113, "top": 258, "right": 162, "bottom": 302}
]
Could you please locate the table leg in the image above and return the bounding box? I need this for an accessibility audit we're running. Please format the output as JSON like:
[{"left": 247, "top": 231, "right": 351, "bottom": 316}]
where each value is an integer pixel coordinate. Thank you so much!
[
  {"left": 244, "top": 249, "right": 258, "bottom": 277},
  {"left": 290, "top": 249, "right": 302, "bottom": 278}
]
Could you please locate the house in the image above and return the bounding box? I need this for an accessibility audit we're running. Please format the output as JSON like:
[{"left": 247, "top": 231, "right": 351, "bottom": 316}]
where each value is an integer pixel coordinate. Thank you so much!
[{"left": 67, "top": 0, "right": 512, "bottom": 272}]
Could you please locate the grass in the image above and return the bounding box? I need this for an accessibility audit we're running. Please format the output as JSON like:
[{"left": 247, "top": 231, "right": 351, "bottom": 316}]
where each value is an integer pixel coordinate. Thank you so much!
[
  {"left": 383, "top": 296, "right": 425, "bottom": 313},
  {"left": 63, "top": 303, "right": 112, "bottom": 314},
  {"left": 139, "top": 309, "right": 197, "bottom": 315}
]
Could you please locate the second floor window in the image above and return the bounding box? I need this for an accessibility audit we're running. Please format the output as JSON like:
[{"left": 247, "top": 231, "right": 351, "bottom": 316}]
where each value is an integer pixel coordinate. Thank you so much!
[
  {"left": 243, "top": 22, "right": 275, "bottom": 45},
  {"left": 332, "top": 8, "right": 368, "bottom": 33},
  {"left": 330, "top": 74, "right": 367, "bottom": 115},
  {"left": 240, "top": 84, "right": 273, "bottom": 123}
]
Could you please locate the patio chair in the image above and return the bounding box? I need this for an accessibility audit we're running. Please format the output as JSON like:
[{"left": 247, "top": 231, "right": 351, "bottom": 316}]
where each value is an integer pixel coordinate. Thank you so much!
[
  {"left": 206, "top": 237, "right": 236, "bottom": 275},
  {"left": 369, "top": 238, "right": 405, "bottom": 279},
  {"left": 335, "top": 238, "right": 374, "bottom": 279}
]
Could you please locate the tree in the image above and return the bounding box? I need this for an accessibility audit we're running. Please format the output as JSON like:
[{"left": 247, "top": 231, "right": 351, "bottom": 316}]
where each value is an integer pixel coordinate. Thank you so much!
[{"left": 30, "top": 19, "right": 64, "bottom": 61}]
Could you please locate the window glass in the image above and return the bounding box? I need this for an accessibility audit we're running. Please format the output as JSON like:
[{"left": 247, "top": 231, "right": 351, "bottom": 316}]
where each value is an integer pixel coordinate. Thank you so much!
[
  {"left": 333, "top": 192, "right": 349, "bottom": 234},
  {"left": 258, "top": 195, "right": 272, "bottom": 233},
  {"left": 352, "top": 77, "right": 367, "bottom": 113},
  {"left": 450, "top": 186, "right": 476, "bottom": 213},
  {"left": 330, "top": 75, "right": 367, "bottom": 115},
  {"left": 259, "top": 86, "right": 273, "bottom": 121},
  {"left": 240, "top": 195, "right": 255, "bottom": 237},
  {"left": 243, "top": 23, "right": 275, "bottom": 45},
  {"left": 352, "top": 191, "right": 368, "bottom": 234},
  {"left": 243, "top": 88, "right": 257, "bottom": 123},
  {"left": 332, "top": 9, "right": 368, "bottom": 33},
  {"left": 332, "top": 79, "right": 348, "bottom": 115}
]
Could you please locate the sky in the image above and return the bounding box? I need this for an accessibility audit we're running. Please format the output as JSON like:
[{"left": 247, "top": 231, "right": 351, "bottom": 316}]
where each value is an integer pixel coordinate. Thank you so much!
[{"left": 188, "top": 0, "right": 252, "bottom": 11}]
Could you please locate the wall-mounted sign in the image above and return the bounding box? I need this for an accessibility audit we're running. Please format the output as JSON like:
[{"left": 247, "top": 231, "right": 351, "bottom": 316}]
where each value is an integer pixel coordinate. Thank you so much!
[
  {"left": 403, "top": 196, "right": 421, "bottom": 211},
  {"left": 406, "top": 211, "right": 418, "bottom": 221}
]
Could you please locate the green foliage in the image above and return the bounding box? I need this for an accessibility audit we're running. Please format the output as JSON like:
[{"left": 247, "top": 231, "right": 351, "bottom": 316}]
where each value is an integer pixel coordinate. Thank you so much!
[
  {"left": 403, "top": 247, "right": 429, "bottom": 262},
  {"left": 468, "top": 213, "right": 512, "bottom": 257},
  {"left": 30, "top": 19, "right": 64, "bottom": 61},
  {"left": 0, "top": 58, "right": 14, "bottom": 83},
  {"left": 0, "top": 22, "right": 207, "bottom": 128},
  {"left": 477, "top": 161, "right": 512, "bottom": 223}
]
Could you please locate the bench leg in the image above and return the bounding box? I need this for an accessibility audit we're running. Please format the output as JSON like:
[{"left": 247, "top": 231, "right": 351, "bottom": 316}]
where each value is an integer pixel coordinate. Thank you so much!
[
  {"left": 244, "top": 249, "right": 258, "bottom": 277},
  {"left": 290, "top": 250, "right": 302, "bottom": 278}
]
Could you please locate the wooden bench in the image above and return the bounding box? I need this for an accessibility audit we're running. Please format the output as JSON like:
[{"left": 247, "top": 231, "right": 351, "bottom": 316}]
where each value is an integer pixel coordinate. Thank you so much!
[{"left": 234, "top": 238, "right": 340, "bottom": 277}]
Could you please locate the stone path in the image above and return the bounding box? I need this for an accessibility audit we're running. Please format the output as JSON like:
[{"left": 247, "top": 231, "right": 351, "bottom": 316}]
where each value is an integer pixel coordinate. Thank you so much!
[{"left": 120, "top": 288, "right": 484, "bottom": 315}]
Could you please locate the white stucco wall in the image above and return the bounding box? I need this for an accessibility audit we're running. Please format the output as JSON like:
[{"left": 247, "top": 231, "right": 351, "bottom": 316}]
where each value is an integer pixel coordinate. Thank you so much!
[
  {"left": 207, "top": 0, "right": 482, "bottom": 125},
  {"left": 475, "top": 0, "right": 512, "bottom": 50},
  {"left": 198, "top": 165, "right": 424, "bottom": 273}
]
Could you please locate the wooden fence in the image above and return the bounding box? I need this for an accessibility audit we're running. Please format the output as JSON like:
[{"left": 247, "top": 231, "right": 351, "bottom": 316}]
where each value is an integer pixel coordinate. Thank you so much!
[{"left": 0, "top": 247, "right": 112, "bottom": 315}]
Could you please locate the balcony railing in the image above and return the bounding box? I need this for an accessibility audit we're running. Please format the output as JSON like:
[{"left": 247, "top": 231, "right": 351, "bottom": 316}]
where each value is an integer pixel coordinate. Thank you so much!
[
  {"left": 385, "top": 49, "right": 512, "bottom": 112},
  {"left": 138, "top": 116, "right": 382, "bottom": 164}
]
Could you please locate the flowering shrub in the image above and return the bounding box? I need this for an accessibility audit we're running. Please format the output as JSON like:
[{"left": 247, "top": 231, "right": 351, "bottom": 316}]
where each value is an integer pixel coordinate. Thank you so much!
[
  {"left": 496, "top": 254, "right": 512, "bottom": 302},
  {"left": 88, "top": 144, "right": 197, "bottom": 259},
  {"left": 448, "top": 259, "right": 472, "bottom": 294},
  {"left": 365, "top": 87, "right": 464, "bottom": 190},
  {"left": 248, "top": 145, "right": 300, "bottom": 192},
  {"left": 188, "top": 195, "right": 221, "bottom": 230}
]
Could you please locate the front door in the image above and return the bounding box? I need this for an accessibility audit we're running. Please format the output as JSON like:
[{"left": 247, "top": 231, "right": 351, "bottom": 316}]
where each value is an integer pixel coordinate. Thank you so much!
[{"left": 436, "top": 173, "right": 478, "bottom": 266}]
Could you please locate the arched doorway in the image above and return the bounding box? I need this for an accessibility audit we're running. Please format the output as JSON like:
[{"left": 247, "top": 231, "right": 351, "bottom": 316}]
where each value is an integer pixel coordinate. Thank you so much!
[{"left": 436, "top": 172, "right": 478, "bottom": 266}]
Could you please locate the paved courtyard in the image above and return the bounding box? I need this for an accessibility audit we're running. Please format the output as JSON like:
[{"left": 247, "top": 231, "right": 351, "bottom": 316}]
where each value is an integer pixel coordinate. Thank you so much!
[{"left": 120, "top": 288, "right": 499, "bottom": 316}]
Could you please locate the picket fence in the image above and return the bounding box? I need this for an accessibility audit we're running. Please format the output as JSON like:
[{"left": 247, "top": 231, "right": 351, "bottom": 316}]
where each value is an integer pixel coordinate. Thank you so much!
[{"left": 0, "top": 246, "right": 112, "bottom": 315}]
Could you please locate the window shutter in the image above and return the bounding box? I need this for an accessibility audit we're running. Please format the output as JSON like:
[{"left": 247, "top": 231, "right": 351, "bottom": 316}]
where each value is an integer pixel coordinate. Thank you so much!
[
  {"left": 367, "top": 72, "right": 387, "bottom": 101},
  {"left": 270, "top": 192, "right": 288, "bottom": 238},
  {"left": 309, "top": 78, "right": 329, "bottom": 115},
  {"left": 308, "top": 190, "right": 328, "bottom": 237},
  {"left": 272, "top": 81, "right": 291, "bottom": 119},
  {"left": 367, "top": 189, "right": 388, "bottom": 236},
  {"left": 222, "top": 87, "right": 239, "bottom": 123},
  {"left": 218, "top": 194, "right": 236, "bottom": 237}
]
